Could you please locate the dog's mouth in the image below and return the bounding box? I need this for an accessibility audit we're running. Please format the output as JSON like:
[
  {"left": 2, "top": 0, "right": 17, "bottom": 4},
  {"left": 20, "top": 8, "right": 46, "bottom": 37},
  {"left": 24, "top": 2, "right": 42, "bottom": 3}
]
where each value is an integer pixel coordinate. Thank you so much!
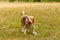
[{"left": 28, "top": 21, "right": 32, "bottom": 25}]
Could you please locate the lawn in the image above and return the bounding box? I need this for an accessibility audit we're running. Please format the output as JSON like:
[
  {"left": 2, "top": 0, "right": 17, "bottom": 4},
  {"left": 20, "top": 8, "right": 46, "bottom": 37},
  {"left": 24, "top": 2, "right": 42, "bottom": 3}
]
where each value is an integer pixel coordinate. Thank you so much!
[{"left": 0, "top": 2, "right": 60, "bottom": 40}]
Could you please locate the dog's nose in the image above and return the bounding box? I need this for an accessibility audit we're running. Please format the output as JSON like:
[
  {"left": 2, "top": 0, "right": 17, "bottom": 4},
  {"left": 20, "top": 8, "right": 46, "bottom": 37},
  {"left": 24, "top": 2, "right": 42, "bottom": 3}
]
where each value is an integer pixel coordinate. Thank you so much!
[
  {"left": 29, "top": 19, "right": 32, "bottom": 23},
  {"left": 29, "top": 19, "right": 31, "bottom": 21},
  {"left": 29, "top": 21, "right": 32, "bottom": 24}
]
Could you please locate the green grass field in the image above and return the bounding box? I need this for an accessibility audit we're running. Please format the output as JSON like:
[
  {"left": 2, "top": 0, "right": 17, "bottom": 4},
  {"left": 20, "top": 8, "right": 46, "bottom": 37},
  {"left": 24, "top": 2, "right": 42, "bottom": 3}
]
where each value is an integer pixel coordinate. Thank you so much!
[{"left": 0, "top": 2, "right": 60, "bottom": 40}]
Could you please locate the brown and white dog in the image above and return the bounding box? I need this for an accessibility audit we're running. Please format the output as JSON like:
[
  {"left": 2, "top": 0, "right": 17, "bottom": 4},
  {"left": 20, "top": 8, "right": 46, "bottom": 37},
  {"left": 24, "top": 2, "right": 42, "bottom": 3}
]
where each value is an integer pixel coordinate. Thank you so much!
[{"left": 21, "top": 11, "right": 37, "bottom": 35}]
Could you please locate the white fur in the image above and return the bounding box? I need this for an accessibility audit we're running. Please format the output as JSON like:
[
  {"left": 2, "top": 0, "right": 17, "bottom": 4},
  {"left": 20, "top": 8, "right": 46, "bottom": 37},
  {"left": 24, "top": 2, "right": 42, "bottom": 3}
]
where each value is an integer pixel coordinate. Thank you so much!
[
  {"left": 32, "top": 25, "right": 38, "bottom": 35},
  {"left": 22, "top": 28, "right": 27, "bottom": 34},
  {"left": 33, "top": 31, "right": 37, "bottom": 35},
  {"left": 22, "top": 28, "right": 24, "bottom": 32},
  {"left": 22, "top": 11, "right": 25, "bottom": 15}
]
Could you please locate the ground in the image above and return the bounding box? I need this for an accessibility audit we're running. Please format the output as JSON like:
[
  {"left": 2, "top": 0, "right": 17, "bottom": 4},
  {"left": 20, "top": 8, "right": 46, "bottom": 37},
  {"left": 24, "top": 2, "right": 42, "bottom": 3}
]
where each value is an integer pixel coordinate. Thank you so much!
[{"left": 0, "top": 2, "right": 60, "bottom": 40}]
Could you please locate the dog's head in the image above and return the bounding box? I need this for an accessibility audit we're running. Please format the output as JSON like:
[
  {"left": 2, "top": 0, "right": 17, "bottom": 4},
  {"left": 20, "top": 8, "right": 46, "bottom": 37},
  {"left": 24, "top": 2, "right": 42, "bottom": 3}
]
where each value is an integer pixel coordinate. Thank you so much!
[
  {"left": 25, "top": 16, "right": 34, "bottom": 25},
  {"left": 26, "top": 18, "right": 32, "bottom": 24}
]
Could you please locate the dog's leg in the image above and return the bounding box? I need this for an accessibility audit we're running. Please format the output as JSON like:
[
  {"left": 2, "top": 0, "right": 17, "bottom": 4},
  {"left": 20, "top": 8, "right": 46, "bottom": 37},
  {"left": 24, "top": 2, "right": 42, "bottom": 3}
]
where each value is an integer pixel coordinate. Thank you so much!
[
  {"left": 22, "top": 28, "right": 24, "bottom": 32},
  {"left": 27, "top": 29, "right": 29, "bottom": 32},
  {"left": 22, "top": 27, "right": 27, "bottom": 34},
  {"left": 22, "top": 26, "right": 27, "bottom": 34},
  {"left": 32, "top": 25, "right": 37, "bottom": 35},
  {"left": 22, "top": 25, "right": 25, "bottom": 32},
  {"left": 24, "top": 29, "right": 27, "bottom": 34},
  {"left": 33, "top": 29, "right": 37, "bottom": 35}
]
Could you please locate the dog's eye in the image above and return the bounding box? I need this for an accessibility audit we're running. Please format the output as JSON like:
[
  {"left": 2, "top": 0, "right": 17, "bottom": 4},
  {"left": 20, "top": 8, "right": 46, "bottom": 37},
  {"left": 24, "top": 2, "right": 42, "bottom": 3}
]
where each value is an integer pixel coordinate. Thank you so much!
[{"left": 27, "top": 19, "right": 29, "bottom": 20}]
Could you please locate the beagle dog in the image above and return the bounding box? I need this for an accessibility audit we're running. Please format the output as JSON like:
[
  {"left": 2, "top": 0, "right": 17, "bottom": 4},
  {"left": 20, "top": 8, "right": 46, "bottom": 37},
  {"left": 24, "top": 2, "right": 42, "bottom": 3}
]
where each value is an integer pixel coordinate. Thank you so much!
[{"left": 21, "top": 11, "right": 37, "bottom": 35}]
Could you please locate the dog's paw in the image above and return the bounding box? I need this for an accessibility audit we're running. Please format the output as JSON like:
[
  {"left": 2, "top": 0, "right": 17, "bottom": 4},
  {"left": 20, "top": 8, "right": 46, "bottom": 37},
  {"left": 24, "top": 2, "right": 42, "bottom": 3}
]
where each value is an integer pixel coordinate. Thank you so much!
[{"left": 33, "top": 32, "right": 38, "bottom": 35}]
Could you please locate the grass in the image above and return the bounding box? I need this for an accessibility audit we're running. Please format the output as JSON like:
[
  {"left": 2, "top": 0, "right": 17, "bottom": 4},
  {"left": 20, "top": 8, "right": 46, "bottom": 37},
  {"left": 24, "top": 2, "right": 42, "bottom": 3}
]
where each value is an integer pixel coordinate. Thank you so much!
[{"left": 0, "top": 2, "right": 60, "bottom": 40}]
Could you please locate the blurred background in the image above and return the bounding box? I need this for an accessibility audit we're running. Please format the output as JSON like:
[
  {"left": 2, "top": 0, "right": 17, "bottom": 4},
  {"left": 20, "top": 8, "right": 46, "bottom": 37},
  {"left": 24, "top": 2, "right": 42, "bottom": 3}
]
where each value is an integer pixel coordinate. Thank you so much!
[{"left": 0, "top": 0, "right": 60, "bottom": 2}]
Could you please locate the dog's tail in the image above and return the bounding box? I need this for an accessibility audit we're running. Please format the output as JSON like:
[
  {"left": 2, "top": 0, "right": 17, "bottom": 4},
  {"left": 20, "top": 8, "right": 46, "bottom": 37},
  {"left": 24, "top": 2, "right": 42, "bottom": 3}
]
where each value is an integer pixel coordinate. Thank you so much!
[{"left": 22, "top": 11, "right": 25, "bottom": 15}]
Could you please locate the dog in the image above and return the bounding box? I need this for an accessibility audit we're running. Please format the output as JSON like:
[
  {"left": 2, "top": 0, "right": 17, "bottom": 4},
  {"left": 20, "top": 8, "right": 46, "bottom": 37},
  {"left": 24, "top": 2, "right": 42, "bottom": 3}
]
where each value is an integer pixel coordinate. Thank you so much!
[{"left": 21, "top": 11, "right": 37, "bottom": 35}]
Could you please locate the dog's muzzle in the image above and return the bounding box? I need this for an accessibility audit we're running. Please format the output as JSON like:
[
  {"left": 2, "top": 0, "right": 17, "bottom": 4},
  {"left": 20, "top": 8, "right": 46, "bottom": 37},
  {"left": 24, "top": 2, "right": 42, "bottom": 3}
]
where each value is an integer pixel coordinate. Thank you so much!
[
  {"left": 29, "top": 21, "right": 32, "bottom": 24},
  {"left": 28, "top": 19, "right": 32, "bottom": 25}
]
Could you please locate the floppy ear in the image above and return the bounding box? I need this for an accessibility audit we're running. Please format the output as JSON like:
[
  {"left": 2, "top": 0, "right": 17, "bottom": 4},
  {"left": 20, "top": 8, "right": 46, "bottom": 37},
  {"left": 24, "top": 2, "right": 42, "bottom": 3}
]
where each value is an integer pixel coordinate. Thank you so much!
[
  {"left": 33, "top": 17, "right": 36, "bottom": 25},
  {"left": 32, "top": 18, "right": 35, "bottom": 24}
]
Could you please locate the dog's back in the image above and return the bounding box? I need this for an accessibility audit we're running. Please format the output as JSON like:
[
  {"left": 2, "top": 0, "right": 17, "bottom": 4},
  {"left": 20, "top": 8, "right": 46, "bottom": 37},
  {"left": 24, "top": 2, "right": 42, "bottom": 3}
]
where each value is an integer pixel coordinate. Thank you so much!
[{"left": 22, "top": 15, "right": 28, "bottom": 25}]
